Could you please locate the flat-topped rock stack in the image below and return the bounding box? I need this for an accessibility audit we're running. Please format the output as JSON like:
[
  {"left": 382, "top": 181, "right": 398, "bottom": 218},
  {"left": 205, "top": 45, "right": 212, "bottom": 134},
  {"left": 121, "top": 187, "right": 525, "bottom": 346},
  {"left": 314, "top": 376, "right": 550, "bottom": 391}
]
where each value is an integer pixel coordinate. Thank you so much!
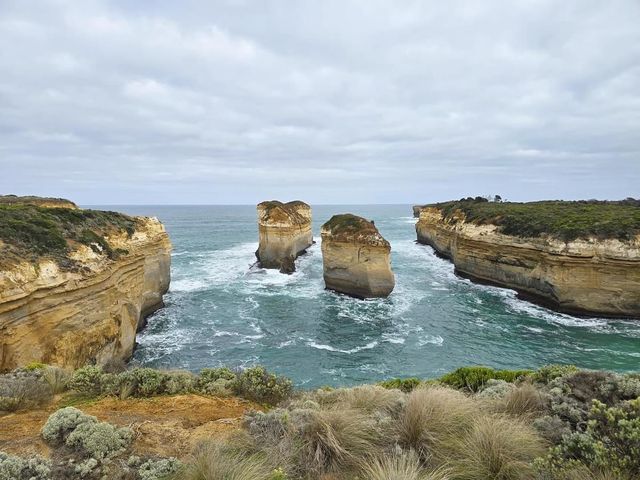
[
  {"left": 256, "top": 200, "right": 313, "bottom": 273},
  {"left": 321, "top": 214, "right": 395, "bottom": 298}
]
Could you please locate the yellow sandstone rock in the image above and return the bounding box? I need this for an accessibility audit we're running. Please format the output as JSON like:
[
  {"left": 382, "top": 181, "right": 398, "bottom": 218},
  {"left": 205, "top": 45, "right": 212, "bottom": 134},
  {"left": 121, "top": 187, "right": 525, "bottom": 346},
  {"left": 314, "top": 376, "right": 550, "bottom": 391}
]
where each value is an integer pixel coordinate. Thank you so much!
[
  {"left": 321, "top": 214, "right": 395, "bottom": 298},
  {"left": 0, "top": 216, "right": 171, "bottom": 371},
  {"left": 416, "top": 206, "right": 640, "bottom": 318},
  {"left": 256, "top": 200, "right": 313, "bottom": 273}
]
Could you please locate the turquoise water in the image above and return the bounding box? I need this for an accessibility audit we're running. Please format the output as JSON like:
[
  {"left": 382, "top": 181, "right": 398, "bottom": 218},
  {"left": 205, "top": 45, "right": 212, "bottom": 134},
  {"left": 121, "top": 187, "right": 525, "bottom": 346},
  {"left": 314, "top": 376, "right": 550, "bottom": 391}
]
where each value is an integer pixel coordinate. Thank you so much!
[{"left": 96, "top": 205, "right": 640, "bottom": 387}]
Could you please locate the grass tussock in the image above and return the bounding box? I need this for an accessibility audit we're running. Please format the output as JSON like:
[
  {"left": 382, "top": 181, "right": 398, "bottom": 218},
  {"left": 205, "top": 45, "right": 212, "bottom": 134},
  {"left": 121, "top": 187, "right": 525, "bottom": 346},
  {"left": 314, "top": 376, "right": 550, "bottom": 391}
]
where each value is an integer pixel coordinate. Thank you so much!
[
  {"left": 175, "top": 441, "right": 272, "bottom": 480},
  {"left": 361, "top": 451, "right": 451, "bottom": 480},
  {"left": 449, "top": 416, "right": 546, "bottom": 480},
  {"left": 397, "top": 386, "right": 476, "bottom": 462}
]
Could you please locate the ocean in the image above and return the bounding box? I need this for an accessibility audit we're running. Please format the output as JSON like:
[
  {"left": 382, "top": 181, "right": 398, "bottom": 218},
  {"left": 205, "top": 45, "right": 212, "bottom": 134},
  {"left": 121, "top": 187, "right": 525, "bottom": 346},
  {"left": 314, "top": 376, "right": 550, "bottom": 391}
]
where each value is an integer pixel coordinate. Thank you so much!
[{"left": 93, "top": 205, "right": 640, "bottom": 387}]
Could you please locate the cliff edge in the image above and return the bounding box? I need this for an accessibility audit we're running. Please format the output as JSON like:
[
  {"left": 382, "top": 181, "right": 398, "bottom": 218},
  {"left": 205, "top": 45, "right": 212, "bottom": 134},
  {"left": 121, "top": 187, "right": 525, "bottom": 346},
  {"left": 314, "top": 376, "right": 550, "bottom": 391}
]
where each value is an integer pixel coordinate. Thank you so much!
[
  {"left": 0, "top": 201, "right": 171, "bottom": 371},
  {"left": 321, "top": 214, "right": 395, "bottom": 298},
  {"left": 415, "top": 200, "right": 640, "bottom": 318},
  {"left": 256, "top": 200, "right": 313, "bottom": 273}
]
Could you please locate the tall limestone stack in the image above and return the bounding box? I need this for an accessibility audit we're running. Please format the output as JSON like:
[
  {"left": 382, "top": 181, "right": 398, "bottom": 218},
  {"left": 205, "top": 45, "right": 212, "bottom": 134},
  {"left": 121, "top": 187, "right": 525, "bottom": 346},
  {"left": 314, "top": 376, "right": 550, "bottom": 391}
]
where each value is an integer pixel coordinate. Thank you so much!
[
  {"left": 0, "top": 198, "right": 171, "bottom": 371},
  {"left": 256, "top": 200, "right": 313, "bottom": 273},
  {"left": 321, "top": 214, "right": 395, "bottom": 298}
]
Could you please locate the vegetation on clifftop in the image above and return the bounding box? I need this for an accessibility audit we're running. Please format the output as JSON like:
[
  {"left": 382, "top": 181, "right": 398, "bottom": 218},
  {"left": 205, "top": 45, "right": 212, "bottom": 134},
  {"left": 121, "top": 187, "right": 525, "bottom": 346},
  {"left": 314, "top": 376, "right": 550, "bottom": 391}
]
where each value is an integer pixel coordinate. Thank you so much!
[
  {"left": 2, "top": 363, "right": 639, "bottom": 479},
  {"left": 427, "top": 198, "right": 640, "bottom": 242},
  {"left": 0, "top": 204, "right": 138, "bottom": 268}
]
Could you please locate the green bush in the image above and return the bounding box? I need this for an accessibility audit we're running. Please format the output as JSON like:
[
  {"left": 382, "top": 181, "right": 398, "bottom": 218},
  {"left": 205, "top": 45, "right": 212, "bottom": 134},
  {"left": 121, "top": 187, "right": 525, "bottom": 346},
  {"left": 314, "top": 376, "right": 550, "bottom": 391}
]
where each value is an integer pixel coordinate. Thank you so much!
[
  {"left": 378, "top": 377, "right": 422, "bottom": 393},
  {"left": 439, "top": 366, "right": 532, "bottom": 392},
  {"left": 0, "top": 373, "right": 53, "bottom": 412},
  {"left": 232, "top": 366, "right": 293, "bottom": 405},
  {"left": 138, "top": 457, "right": 183, "bottom": 480}
]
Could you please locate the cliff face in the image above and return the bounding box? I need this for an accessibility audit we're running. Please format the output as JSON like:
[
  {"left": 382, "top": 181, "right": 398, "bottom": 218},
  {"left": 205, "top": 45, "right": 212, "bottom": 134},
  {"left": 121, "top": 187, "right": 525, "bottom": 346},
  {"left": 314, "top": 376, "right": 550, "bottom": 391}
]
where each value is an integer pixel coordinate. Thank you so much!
[
  {"left": 0, "top": 195, "right": 78, "bottom": 209},
  {"left": 0, "top": 217, "right": 171, "bottom": 371},
  {"left": 416, "top": 207, "right": 640, "bottom": 318},
  {"left": 321, "top": 214, "right": 395, "bottom": 298},
  {"left": 256, "top": 201, "right": 313, "bottom": 273}
]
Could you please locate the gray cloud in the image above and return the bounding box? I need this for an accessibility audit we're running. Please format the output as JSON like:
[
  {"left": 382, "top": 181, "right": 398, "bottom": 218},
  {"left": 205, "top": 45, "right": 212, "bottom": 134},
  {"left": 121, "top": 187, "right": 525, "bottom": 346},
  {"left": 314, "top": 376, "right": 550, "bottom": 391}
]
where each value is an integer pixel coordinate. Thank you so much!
[{"left": 0, "top": 0, "right": 638, "bottom": 204}]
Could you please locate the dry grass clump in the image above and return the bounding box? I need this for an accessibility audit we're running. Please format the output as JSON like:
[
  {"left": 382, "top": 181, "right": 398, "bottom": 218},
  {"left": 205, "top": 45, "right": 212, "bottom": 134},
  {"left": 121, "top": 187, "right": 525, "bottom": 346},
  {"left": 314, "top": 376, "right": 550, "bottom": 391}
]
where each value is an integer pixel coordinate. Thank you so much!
[
  {"left": 292, "top": 407, "right": 382, "bottom": 476},
  {"left": 496, "top": 383, "right": 547, "bottom": 417},
  {"left": 361, "top": 451, "right": 451, "bottom": 480},
  {"left": 397, "top": 386, "right": 476, "bottom": 462},
  {"left": 175, "top": 440, "right": 273, "bottom": 480},
  {"left": 333, "top": 385, "right": 405, "bottom": 414},
  {"left": 448, "top": 415, "right": 546, "bottom": 480}
]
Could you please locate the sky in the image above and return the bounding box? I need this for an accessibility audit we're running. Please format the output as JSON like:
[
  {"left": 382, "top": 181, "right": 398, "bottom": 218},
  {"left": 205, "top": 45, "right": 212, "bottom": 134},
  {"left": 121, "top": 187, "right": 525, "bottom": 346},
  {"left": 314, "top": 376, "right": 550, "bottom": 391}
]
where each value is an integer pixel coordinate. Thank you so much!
[{"left": 0, "top": 0, "right": 639, "bottom": 205}]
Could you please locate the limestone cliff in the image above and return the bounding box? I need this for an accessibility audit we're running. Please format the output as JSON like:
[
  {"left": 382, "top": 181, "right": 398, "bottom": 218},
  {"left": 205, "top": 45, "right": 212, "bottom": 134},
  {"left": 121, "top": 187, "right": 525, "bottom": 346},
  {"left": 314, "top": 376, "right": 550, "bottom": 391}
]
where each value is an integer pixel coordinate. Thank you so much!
[
  {"left": 0, "top": 195, "right": 78, "bottom": 209},
  {"left": 256, "top": 200, "right": 313, "bottom": 273},
  {"left": 0, "top": 208, "right": 171, "bottom": 371},
  {"left": 412, "top": 205, "right": 424, "bottom": 218},
  {"left": 321, "top": 214, "right": 395, "bottom": 298},
  {"left": 416, "top": 206, "right": 640, "bottom": 318}
]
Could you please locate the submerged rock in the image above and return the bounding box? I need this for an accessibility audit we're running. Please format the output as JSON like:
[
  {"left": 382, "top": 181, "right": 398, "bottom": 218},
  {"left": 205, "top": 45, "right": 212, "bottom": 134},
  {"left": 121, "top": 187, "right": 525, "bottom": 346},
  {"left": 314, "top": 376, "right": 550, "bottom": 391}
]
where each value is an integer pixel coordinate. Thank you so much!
[
  {"left": 321, "top": 214, "right": 395, "bottom": 298},
  {"left": 256, "top": 200, "right": 313, "bottom": 274}
]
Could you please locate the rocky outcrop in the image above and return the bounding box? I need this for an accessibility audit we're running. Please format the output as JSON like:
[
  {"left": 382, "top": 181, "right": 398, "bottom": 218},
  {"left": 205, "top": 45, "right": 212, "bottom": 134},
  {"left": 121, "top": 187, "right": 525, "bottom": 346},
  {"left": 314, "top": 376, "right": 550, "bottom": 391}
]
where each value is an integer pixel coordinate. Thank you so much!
[
  {"left": 412, "top": 205, "right": 424, "bottom": 218},
  {"left": 416, "top": 207, "right": 640, "bottom": 318},
  {"left": 321, "top": 214, "right": 395, "bottom": 298},
  {"left": 256, "top": 201, "right": 313, "bottom": 273},
  {"left": 0, "top": 215, "right": 171, "bottom": 371}
]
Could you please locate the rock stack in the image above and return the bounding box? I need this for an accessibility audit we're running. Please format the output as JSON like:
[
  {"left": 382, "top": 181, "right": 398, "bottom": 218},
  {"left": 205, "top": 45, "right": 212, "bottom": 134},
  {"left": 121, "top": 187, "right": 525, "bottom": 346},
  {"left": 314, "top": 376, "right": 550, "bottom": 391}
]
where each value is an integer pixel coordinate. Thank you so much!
[
  {"left": 256, "top": 200, "right": 313, "bottom": 273},
  {"left": 321, "top": 214, "right": 395, "bottom": 298}
]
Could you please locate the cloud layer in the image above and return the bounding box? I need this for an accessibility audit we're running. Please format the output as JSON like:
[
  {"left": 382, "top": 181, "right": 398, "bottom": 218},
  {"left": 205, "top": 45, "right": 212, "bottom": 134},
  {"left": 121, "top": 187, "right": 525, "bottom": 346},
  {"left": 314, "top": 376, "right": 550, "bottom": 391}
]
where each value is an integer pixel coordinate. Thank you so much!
[{"left": 1, "top": 0, "right": 639, "bottom": 204}]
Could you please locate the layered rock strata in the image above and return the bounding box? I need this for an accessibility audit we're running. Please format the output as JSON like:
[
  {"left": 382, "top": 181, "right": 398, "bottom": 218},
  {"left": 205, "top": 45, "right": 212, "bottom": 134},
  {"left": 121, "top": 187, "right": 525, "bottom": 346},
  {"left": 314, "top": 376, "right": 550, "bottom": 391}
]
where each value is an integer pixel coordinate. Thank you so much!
[
  {"left": 416, "top": 206, "right": 640, "bottom": 318},
  {"left": 256, "top": 201, "right": 313, "bottom": 273},
  {"left": 321, "top": 214, "right": 395, "bottom": 298},
  {"left": 0, "top": 214, "right": 171, "bottom": 371}
]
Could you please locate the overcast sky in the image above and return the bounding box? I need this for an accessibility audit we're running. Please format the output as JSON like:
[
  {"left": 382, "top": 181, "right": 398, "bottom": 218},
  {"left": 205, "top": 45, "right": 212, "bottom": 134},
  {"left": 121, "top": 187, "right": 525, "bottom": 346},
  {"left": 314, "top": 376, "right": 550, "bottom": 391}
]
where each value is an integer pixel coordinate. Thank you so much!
[{"left": 0, "top": 1, "right": 638, "bottom": 205}]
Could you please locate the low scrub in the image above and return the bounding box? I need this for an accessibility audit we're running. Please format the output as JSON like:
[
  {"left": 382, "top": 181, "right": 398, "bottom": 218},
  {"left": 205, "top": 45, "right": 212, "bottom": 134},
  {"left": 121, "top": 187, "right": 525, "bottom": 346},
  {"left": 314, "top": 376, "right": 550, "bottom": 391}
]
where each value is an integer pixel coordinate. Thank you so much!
[{"left": 439, "top": 366, "right": 532, "bottom": 393}]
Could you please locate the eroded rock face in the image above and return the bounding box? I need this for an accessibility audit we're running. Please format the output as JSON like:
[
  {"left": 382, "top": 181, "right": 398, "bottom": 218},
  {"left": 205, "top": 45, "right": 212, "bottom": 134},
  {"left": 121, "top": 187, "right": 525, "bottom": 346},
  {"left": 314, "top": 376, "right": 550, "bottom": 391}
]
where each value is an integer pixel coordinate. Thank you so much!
[
  {"left": 321, "top": 214, "right": 395, "bottom": 298},
  {"left": 416, "top": 206, "right": 640, "bottom": 318},
  {"left": 0, "top": 216, "right": 171, "bottom": 371},
  {"left": 256, "top": 200, "right": 313, "bottom": 273}
]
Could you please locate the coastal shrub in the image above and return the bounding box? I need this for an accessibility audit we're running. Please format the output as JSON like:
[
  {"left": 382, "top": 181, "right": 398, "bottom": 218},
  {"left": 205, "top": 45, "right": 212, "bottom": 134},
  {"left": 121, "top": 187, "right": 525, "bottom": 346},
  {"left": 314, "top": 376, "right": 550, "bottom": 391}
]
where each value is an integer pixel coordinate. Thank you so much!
[
  {"left": 360, "top": 451, "right": 451, "bottom": 480},
  {"left": 244, "top": 409, "right": 291, "bottom": 445},
  {"left": 68, "top": 365, "right": 104, "bottom": 395},
  {"left": 538, "top": 398, "right": 640, "bottom": 477},
  {"left": 0, "top": 373, "right": 53, "bottom": 412},
  {"left": 120, "top": 367, "right": 170, "bottom": 397},
  {"left": 439, "top": 367, "right": 531, "bottom": 392},
  {"left": 379, "top": 377, "right": 422, "bottom": 393},
  {"left": 233, "top": 366, "right": 293, "bottom": 405},
  {"left": 397, "top": 386, "right": 475, "bottom": 462},
  {"left": 531, "top": 364, "right": 579, "bottom": 384},
  {"left": 196, "top": 367, "right": 237, "bottom": 396},
  {"left": 138, "top": 457, "right": 183, "bottom": 480},
  {"left": 176, "top": 440, "right": 273, "bottom": 480},
  {"left": 0, "top": 452, "right": 51, "bottom": 480},
  {"left": 24, "top": 361, "right": 47, "bottom": 371},
  {"left": 448, "top": 415, "right": 545, "bottom": 480},
  {"left": 41, "top": 406, "right": 97, "bottom": 445},
  {"left": 165, "top": 370, "right": 196, "bottom": 395},
  {"left": 65, "top": 420, "right": 133, "bottom": 459},
  {"left": 476, "top": 379, "right": 515, "bottom": 399}
]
